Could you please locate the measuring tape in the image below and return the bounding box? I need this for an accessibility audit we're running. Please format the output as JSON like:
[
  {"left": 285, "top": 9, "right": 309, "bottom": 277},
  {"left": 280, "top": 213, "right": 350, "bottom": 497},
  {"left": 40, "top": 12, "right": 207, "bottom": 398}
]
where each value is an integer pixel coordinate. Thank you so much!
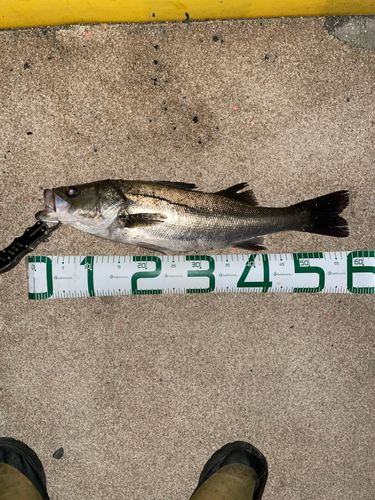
[{"left": 27, "top": 251, "right": 374, "bottom": 299}]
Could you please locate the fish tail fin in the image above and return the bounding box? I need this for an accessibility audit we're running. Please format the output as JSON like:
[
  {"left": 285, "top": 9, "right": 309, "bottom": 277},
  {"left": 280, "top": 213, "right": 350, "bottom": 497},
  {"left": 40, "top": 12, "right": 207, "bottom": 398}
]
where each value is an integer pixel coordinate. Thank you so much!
[{"left": 292, "top": 190, "right": 349, "bottom": 237}]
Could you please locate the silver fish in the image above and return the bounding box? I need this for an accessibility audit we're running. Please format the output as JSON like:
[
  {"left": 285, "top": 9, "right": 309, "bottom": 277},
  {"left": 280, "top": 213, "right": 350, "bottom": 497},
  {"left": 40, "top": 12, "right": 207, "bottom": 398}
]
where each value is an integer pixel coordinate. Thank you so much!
[{"left": 35, "top": 180, "right": 349, "bottom": 252}]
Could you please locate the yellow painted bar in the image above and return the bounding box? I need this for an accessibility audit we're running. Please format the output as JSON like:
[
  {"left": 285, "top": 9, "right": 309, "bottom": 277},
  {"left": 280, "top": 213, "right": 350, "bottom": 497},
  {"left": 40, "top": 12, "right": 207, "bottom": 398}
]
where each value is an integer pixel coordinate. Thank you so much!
[{"left": 0, "top": 0, "right": 374, "bottom": 29}]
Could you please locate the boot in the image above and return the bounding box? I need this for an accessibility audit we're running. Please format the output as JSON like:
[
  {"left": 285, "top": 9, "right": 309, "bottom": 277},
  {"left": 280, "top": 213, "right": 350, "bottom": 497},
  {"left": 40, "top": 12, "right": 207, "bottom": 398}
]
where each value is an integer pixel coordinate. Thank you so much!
[
  {"left": 190, "top": 441, "right": 268, "bottom": 500},
  {"left": 0, "top": 437, "right": 49, "bottom": 500}
]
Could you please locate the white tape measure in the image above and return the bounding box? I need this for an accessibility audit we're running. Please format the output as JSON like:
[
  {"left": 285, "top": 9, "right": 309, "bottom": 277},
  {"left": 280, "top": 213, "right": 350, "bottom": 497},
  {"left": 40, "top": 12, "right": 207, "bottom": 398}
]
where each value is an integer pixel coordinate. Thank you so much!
[{"left": 27, "top": 251, "right": 375, "bottom": 300}]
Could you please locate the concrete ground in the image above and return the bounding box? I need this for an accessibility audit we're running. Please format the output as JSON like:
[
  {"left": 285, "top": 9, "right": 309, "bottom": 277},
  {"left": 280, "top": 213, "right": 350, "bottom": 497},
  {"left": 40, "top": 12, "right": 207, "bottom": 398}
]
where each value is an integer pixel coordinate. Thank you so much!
[{"left": 0, "top": 17, "right": 374, "bottom": 500}]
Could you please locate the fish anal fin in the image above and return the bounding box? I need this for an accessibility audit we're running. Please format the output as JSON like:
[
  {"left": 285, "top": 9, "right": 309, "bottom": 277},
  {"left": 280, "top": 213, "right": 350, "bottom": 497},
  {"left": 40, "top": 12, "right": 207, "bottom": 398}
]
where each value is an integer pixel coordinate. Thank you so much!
[
  {"left": 216, "top": 183, "right": 258, "bottom": 206},
  {"left": 155, "top": 181, "right": 197, "bottom": 190},
  {"left": 118, "top": 213, "right": 167, "bottom": 228},
  {"left": 234, "top": 237, "right": 266, "bottom": 252}
]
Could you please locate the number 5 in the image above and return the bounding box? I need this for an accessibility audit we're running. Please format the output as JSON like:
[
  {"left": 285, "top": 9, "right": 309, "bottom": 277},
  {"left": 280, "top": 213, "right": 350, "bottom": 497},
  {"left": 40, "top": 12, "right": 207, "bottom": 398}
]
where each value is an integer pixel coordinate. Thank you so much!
[{"left": 293, "top": 253, "right": 325, "bottom": 293}]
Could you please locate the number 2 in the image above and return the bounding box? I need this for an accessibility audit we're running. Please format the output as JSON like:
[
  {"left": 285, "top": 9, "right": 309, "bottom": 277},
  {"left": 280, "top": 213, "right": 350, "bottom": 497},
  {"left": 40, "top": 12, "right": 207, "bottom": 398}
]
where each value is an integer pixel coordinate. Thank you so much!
[{"left": 131, "top": 256, "right": 162, "bottom": 295}]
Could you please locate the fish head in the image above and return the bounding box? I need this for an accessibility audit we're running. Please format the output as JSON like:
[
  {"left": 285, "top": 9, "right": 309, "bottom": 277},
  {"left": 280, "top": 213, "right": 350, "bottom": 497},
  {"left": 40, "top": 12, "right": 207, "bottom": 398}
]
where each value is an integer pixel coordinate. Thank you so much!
[{"left": 35, "top": 180, "right": 126, "bottom": 234}]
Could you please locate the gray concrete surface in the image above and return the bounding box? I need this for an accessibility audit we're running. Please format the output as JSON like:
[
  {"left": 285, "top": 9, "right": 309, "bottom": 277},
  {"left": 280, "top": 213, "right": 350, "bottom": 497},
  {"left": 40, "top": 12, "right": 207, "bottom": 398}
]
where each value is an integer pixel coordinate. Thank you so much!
[
  {"left": 0, "top": 17, "right": 374, "bottom": 500},
  {"left": 324, "top": 15, "right": 375, "bottom": 51}
]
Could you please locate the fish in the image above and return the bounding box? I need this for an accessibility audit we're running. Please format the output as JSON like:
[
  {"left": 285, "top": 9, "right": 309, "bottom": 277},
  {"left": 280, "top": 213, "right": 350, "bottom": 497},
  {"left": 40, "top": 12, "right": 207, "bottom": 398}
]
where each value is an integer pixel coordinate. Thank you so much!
[{"left": 35, "top": 180, "right": 349, "bottom": 253}]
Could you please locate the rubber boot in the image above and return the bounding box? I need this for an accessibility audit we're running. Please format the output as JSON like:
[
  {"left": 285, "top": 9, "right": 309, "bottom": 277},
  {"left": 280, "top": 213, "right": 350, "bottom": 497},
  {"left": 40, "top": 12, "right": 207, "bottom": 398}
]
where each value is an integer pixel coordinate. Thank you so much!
[
  {"left": 190, "top": 441, "right": 268, "bottom": 500},
  {"left": 0, "top": 438, "right": 49, "bottom": 500}
]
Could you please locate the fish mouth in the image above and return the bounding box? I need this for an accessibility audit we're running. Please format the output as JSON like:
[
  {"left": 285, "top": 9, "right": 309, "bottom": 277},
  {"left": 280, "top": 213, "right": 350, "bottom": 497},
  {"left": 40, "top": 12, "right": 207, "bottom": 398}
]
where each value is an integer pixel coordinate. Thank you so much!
[{"left": 35, "top": 189, "right": 70, "bottom": 222}]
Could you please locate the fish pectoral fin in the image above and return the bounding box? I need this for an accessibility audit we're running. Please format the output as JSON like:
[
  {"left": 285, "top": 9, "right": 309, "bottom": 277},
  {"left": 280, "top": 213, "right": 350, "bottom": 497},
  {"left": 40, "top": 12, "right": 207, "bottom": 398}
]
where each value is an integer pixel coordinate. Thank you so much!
[
  {"left": 118, "top": 213, "right": 167, "bottom": 228},
  {"left": 155, "top": 181, "right": 197, "bottom": 190},
  {"left": 215, "top": 183, "right": 258, "bottom": 206},
  {"left": 234, "top": 237, "right": 266, "bottom": 252}
]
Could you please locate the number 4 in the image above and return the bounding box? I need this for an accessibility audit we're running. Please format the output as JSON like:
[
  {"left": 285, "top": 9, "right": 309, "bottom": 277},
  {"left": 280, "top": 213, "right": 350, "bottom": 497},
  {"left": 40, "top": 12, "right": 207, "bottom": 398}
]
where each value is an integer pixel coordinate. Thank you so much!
[{"left": 237, "top": 255, "right": 272, "bottom": 292}]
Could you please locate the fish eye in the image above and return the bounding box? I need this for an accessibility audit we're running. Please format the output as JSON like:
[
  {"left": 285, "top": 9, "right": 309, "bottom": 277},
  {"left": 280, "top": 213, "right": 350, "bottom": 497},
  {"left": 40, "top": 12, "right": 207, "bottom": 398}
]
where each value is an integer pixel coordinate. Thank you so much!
[{"left": 67, "top": 186, "right": 78, "bottom": 197}]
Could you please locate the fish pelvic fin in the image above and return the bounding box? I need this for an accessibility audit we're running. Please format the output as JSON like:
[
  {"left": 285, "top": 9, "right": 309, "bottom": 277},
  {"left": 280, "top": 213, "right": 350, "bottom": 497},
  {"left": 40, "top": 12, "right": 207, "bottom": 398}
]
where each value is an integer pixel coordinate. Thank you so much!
[
  {"left": 234, "top": 237, "right": 266, "bottom": 252},
  {"left": 118, "top": 213, "right": 167, "bottom": 228},
  {"left": 215, "top": 183, "right": 258, "bottom": 206},
  {"left": 293, "top": 190, "right": 349, "bottom": 237}
]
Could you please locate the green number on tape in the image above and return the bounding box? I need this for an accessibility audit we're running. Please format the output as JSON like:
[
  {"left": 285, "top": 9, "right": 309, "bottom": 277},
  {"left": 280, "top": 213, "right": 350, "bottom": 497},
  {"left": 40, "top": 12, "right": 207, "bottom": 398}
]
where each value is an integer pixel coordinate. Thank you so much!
[
  {"left": 293, "top": 252, "right": 325, "bottom": 293},
  {"left": 186, "top": 255, "right": 215, "bottom": 293},
  {"left": 80, "top": 256, "right": 95, "bottom": 297},
  {"left": 28, "top": 256, "right": 53, "bottom": 300},
  {"left": 237, "top": 254, "right": 272, "bottom": 292},
  {"left": 132, "top": 256, "right": 162, "bottom": 295},
  {"left": 347, "top": 251, "right": 375, "bottom": 294}
]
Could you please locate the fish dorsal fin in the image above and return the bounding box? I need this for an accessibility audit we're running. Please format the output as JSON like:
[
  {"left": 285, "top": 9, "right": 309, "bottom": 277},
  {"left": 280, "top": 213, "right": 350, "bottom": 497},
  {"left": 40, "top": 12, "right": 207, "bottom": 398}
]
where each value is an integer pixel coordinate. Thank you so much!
[
  {"left": 118, "top": 213, "right": 167, "bottom": 228},
  {"left": 155, "top": 181, "right": 197, "bottom": 191},
  {"left": 216, "top": 183, "right": 258, "bottom": 206}
]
